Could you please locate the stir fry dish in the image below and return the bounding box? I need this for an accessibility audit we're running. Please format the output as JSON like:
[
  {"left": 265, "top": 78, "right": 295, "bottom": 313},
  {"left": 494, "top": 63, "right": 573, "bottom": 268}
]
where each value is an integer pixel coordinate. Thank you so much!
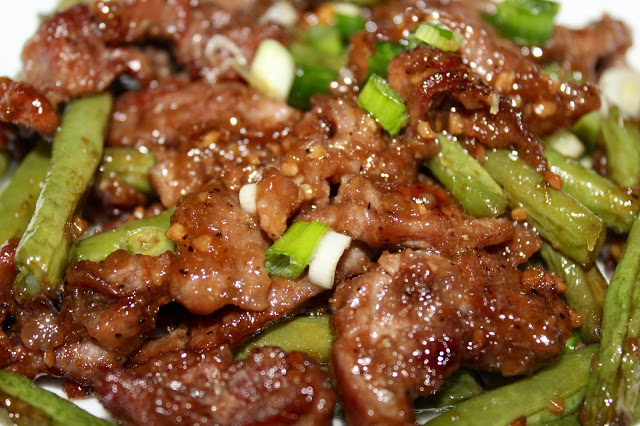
[{"left": 1, "top": 0, "right": 640, "bottom": 424}]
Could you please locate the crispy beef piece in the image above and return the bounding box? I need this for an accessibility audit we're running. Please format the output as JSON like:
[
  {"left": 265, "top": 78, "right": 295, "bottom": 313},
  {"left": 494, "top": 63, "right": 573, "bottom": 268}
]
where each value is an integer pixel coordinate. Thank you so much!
[
  {"left": 91, "top": 0, "right": 292, "bottom": 82},
  {"left": 95, "top": 347, "right": 336, "bottom": 425},
  {"left": 0, "top": 78, "right": 59, "bottom": 134},
  {"left": 331, "top": 249, "right": 573, "bottom": 425},
  {"left": 362, "top": 0, "right": 600, "bottom": 136},
  {"left": 96, "top": 177, "right": 147, "bottom": 209},
  {"left": 166, "top": 184, "right": 272, "bottom": 315},
  {"left": 256, "top": 169, "right": 304, "bottom": 239},
  {"left": 109, "top": 79, "right": 299, "bottom": 150},
  {"left": 388, "top": 46, "right": 549, "bottom": 172},
  {"left": 20, "top": 5, "right": 161, "bottom": 105},
  {"left": 298, "top": 176, "right": 514, "bottom": 254},
  {"left": 541, "top": 16, "right": 632, "bottom": 81},
  {"left": 0, "top": 239, "right": 19, "bottom": 324}
]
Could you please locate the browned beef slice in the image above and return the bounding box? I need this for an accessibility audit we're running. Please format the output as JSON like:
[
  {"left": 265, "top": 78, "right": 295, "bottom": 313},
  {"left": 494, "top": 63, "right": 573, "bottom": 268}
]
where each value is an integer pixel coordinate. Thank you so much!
[
  {"left": 0, "top": 78, "right": 59, "bottom": 134},
  {"left": 166, "top": 183, "right": 272, "bottom": 315},
  {"left": 95, "top": 347, "right": 337, "bottom": 425},
  {"left": 21, "top": 4, "right": 158, "bottom": 105},
  {"left": 331, "top": 249, "right": 573, "bottom": 425},
  {"left": 298, "top": 176, "right": 514, "bottom": 253}
]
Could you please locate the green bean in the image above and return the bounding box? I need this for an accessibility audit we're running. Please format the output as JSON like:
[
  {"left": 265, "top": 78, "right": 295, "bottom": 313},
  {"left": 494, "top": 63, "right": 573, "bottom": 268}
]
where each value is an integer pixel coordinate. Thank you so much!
[
  {"left": 571, "top": 111, "right": 602, "bottom": 153},
  {"left": 416, "top": 371, "right": 484, "bottom": 410},
  {"left": 0, "top": 371, "right": 114, "bottom": 426},
  {"left": 540, "top": 244, "right": 605, "bottom": 343},
  {"left": 427, "top": 345, "right": 597, "bottom": 425},
  {"left": 0, "top": 142, "right": 50, "bottom": 244},
  {"left": 97, "top": 147, "right": 157, "bottom": 195},
  {"left": 426, "top": 134, "right": 507, "bottom": 218},
  {"left": 525, "top": 388, "right": 585, "bottom": 425},
  {"left": 14, "top": 93, "right": 112, "bottom": 300},
  {"left": 72, "top": 207, "right": 176, "bottom": 263},
  {"left": 483, "top": 149, "right": 606, "bottom": 267},
  {"left": 235, "top": 315, "right": 332, "bottom": 363},
  {"left": 544, "top": 146, "right": 638, "bottom": 233},
  {"left": 583, "top": 213, "right": 640, "bottom": 425},
  {"left": 601, "top": 107, "right": 640, "bottom": 188}
]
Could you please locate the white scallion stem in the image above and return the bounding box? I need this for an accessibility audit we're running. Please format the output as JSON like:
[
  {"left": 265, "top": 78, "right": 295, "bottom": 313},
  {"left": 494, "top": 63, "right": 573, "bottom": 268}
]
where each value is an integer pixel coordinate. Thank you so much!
[
  {"left": 239, "top": 183, "right": 258, "bottom": 214},
  {"left": 308, "top": 231, "right": 352, "bottom": 289},
  {"left": 260, "top": 1, "right": 299, "bottom": 27},
  {"left": 600, "top": 66, "right": 640, "bottom": 118},
  {"left": 249, "top": 39, "right": 295, "bottom": 100},
  {"left": 546, "top": 130, "right": 585, "bottom": 159}
]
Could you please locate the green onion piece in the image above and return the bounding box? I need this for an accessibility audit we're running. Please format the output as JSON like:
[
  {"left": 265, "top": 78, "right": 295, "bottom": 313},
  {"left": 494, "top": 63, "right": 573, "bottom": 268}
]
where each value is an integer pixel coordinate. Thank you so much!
[
  {"left": 264, "top": 221, "right": 329, "bottom": 279},
  {"left": 366, "top": 42, "right": 405, "bottom": 80},
  {"left": 357, "top": 74, "right": 408, "bottom": 136},
  {"left": 563, "top": 329, "right": 582, "bottom": 354},
  {"left": 248, "top": 39, "right": 295, "bottom": 100},
  {"left": 335, "top": 7, "right": 366, "bottom": 41},
  {"left": 485, "top": 0, "right": 560, "bottom": 45},
  {"left": 571, "top": 111, "right": 602, "bottom": 153},
  {"left": 305, "top": 25, "right": 344, "bottom": 57},
  {"left": 288, "top": 64, "right": 339, "bottom": 110},
  {"left": 412, "top": 22, "right": 464, "bottom": 52},
  {"left": 120, "top": 226, "right": 174, "bottom": 256},
  {"left": 289, "top": 42, "right": 346, "bottom": 72}
]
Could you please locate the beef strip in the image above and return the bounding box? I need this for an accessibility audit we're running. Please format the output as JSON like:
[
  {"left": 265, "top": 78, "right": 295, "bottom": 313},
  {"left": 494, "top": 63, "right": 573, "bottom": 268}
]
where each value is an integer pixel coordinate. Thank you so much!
[
  {"left": 21, "top": 5, "right": 161, "bottom": 105},
  {"left": 0, "top": 78, "right": 59, "bottom": 134},
  {"left": 95, "top": 346, "right": 336, "bottom": 425},
  {"left": 298, "top": 176, "right": 515, "bottom": 254},
  {"left": 361, "top": 0, "right": 600, "bottom": 136},
  {"left": 166, "top": 183, "right": 272, "bottom": 315},
  {"left": 331, "top": 249, "right": 573, "bottom": 425}
]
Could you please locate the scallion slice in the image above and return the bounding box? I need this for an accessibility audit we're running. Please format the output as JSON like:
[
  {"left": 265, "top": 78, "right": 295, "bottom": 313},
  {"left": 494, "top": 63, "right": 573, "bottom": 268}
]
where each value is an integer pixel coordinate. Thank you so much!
[
  {"left": 288, "top": 64, "right": 339, "bottom": 110},
  {"left": 308, "top": 230, "right": 352, "bottom": 289},
  {"left": 366, "top": 42, "right": 405, "bottom": 79},
  {"left": 413, "top": 22, "right": 464, "bottom": 52},
  {"left": 484, "top": 0, "right": 560, "bottom": 45},
  {"left": 305, "top": 25, "right": 344, "bottom": 57},
  {"left": 334, "top": 4, "right": 366, "bottom": 41},
  {"left": 239, "top": 183, "right": 258, "bottom": 214},
  {"left": 120, "top": 226, "right": 175, "bottom": 256},
  {"left": 248, "top": 39, "right": 296, "bottom": 100},
  {"left": 264, "top": 221, "right": 329, "bottom": 279},
  {"left": 357, "top": 74, "right": 408, "bottom": 136}
]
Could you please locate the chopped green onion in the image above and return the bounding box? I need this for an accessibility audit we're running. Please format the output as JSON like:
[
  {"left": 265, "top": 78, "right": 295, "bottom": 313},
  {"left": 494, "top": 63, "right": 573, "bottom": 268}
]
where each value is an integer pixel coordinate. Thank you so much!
[
  {"left": 288, "top": 64, "right": 339, "bottom": 110},
  {"left": 366, "top": 42, "right": 405, "bottom": 79},
  {"left": 308, "top": 230, "right": 352, "bottom": 289},
  {"left": 334, "top": 4, "right": 366, "bottom": 41},
  {"left": 248, "top": 39, "right": 295, "bottom": 100},
  {"left": 259, "top": 1, "right": 299, "bottom": 27},
  {"left": 563, "top": 329, "right": 582, "bottom": 354},
  {"left": 305, "top": 25, "right": 344, "bottom": 57},
  {"left": 599, "top": 66, "right": 640, "bottom": 118},
  {"left": 264, "top": 221, "right": 329, "bottom": 279},
  {"left": 289, "top": 42, "right": 346, "bottom": 72},
  {"left": 412, "top": 22, "right": 464, "bottom": 52},
  {"left": 357, "top": 74, "right": 408, "bottom": 136},
  {"left": 239, "top": 183, "right": 258, "bottom": 214},
  {"left": 120, "top": 226, "right": 174, "bottom": 256},
  {"left": 543, "top": 130, "right": 585, "bottom": 159},
  {"left": 571, "top": 111, "right": 602, "bottom": 153},
  {"left": 484, "top": 0, "right": 560, "bottom": 45}
]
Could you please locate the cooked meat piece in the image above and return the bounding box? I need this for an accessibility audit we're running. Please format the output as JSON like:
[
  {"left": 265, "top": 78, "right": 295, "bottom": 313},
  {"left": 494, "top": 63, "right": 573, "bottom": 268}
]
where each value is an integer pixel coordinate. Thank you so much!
[
  {"left": 362, "top": 0, "right": 600, "bottom": 136},
  {"left": 21, "top": 5, "right": 161, "bottom": 105},
  {"left": 0, "top": 78, "right": 59, "bottom": 134},
  {"left": 95, "top": 346, "right": 336, "bottom": 425},
  {"left": 298, "top": 176, "right": 514, "bottom": 254},
  {"left": 256, "top": 168, "right": 304, "bottom": 239},
  {"left": 0, "top": 238, "right": 19, "bottom": 324},
  {"left": 166, "top": 183, "right": 272, "bottom": 315},
  {"left": 109, "top": 79, "right": 299, "bottom": 150},
  {"left": 541, "top": 16, "right": 632, "bottom": 81},
  {"left": 95, "top": 177, "right": 147, "bottom": 209},
  {"left": 331, "top": 249, "right": 573, "bottom": 425},
  {"left": 388, "top": 46, "right": 549, "bottom": 172}
]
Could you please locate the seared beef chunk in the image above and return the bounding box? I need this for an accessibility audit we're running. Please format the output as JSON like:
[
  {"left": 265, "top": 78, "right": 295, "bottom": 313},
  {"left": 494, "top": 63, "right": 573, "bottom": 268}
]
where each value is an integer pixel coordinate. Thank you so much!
[
  {"left": 0, "top": 78, "right": 59, "bottom": 134},
  {"left": 541, "top": 16, "right": 632, "bottom": 81},
  {"left": 256, "top": 169, "right": 304, "bottom": 239},
  {"left": 331, "top": 249, "right": 573, "bottom": 425},
  {"left": 362, "top": 0, "right": 601, "bottom": 136},
  {"left": 95, "top": 346, "right": 336, "bottom": 425},
  {"left": 298, "top": 176, "right": 514, "bottom": 253},
  {"left": 166, "top": 183, "right": 272, "bottom": 315},
  {"left": 21, "top": 5, "right": 160, "bottom": 105}
]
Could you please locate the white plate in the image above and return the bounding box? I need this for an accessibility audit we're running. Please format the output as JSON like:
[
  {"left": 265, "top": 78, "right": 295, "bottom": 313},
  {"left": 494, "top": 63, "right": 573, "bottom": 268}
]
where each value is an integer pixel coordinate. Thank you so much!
[{"left": 0, "top": 0, "right": 639, "bottom": 423}]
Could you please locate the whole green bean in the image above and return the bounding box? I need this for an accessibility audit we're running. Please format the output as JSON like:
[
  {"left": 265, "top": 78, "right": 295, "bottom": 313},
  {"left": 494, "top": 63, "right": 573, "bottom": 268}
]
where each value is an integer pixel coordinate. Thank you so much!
[
  {"left": 601, "top": 107, "right": 640, "bottom": 188},
  {"left": 525, "top": 388, "right": 585, "bottom": 425},
  {"left": 583, "top": 213, "right": 640, "bottom": 425},
  {"left": 427, "top": 345, "right": 597, "bottom": 425},
  {"left": 14, "top": 93, "right": 112, "bottom": 300},
  {"left": 571, "top": 110, "right": 602, "bottom": 153},
  {"left": 0, "top": 371, "right": 114, "bottom": 426},
  {"left": 72, "top": 207, "right": 176, "bottom": 263},
  {"left": 483, "top": 149, "right": 606, "bottom": 267},
  {"left": 0, "top": 142, "right": 50, "bottom": 244},
  {"left": 235, "top": 315, "right": 332, "bottom": 363},
  {"left": 545, "top": 146, "right": 639, "bottom": 233},
  {"left": 426, "top": 134, "right": 507, "bottom": 218},
  {"left": 540, "top": 244, "right": 605, "bottom": 343},
  {"left": 97, "top": 147, "right": 157, "bottom": 195},
  {"left": 416, "top": 371, "right": 484, "bottom": 410}
]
